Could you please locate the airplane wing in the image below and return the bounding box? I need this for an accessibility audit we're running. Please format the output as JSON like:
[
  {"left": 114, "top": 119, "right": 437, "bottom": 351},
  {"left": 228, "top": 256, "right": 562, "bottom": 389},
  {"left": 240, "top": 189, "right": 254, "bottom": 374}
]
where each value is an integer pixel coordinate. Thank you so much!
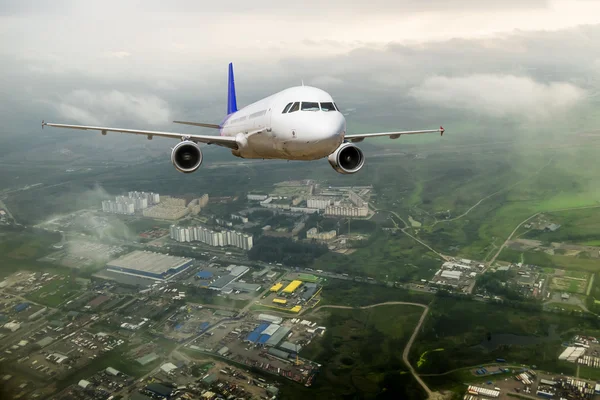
[
  {"left": 345, "top": 126, "right": 444, "bottom": 143},
  {"left": 172, "top": 121, "right": 221, "bottom": 129},
  {"left": 42, "top": 121, "right": 239, "bottom": 150}
]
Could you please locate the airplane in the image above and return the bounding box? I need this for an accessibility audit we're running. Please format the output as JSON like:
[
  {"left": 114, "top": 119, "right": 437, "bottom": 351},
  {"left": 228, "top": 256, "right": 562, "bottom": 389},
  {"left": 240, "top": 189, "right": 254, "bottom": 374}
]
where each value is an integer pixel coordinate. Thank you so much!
[{"left": 42, "top": 63, "right": 444, "bottom": 175}]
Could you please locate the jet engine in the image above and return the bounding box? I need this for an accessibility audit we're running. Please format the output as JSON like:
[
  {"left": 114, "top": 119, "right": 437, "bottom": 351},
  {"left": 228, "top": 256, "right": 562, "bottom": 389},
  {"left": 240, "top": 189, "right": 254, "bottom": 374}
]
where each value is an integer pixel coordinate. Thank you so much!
[
  {"left": 171, "top": 140, "right": 203, "bottom": 173},
  {"left": 328, "top": 142, "right": 365, "bottom": 174}
]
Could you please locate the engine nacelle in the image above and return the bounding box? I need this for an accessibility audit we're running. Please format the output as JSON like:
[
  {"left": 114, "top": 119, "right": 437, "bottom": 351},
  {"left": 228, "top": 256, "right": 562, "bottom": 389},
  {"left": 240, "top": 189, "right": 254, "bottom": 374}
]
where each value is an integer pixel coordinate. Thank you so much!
[
  {"left": 171, "top": 140, "right": 203, "bottom": 173},
  {"left": 328, "top": 142, "right": 365, "bottom": 174}
]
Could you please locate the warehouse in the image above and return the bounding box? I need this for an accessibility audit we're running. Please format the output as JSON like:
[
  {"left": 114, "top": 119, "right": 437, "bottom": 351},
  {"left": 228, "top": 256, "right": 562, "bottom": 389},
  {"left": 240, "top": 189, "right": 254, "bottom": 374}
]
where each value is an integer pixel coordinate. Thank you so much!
[
  {"left": 265, "top": 326, "right": 291, "bottom": 347},
  {"left": 440, "top": 270, "right": 462, "bottom": 280},
  {"left": 270, "top": 283, "right": 283, "bottom": 292},
  {"left": 208, "top": 265, "right": 250, "bottom": 291},
  {"left": 280, "top": 341, "right": 302, "bottom": 353},
  {"left": 228, "top": 282, "right": 261, "bottom": 293},
  {"left": 302, "top": 283, "right": 319, "bottom": 301},
  {"left": 283, "top": 280, "right": 302, "bottom": 293},
  {"left": 145, "top": 383, "right": 173, "bottom": 398},
  {"left": 258, "top": 314, "right": 282, "bottom": 324},
  {"left": 273, "top": 298, "right": 287, "bottom": 305},
  {"left": 268, "top": 347, "right": 291, "bottom": 361},
  {"left": 196, "top": 271, "right": 213, "bottom": 280},
  {"left": 106, "top": 250, "right": 193, "bottom": 280},
  {"left": 245, "top": 323, "right": 270, "bottom": 343}
]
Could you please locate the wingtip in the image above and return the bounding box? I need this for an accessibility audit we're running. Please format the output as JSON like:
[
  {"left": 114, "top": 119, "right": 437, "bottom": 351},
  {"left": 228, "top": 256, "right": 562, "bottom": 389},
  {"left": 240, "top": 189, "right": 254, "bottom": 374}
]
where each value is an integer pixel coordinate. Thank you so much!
[
  {"left": 42, "top": 120, "right": 45, "bottom": 130},
  {"left": 440, "top": 126, "right": 445, "bottom": 136}
]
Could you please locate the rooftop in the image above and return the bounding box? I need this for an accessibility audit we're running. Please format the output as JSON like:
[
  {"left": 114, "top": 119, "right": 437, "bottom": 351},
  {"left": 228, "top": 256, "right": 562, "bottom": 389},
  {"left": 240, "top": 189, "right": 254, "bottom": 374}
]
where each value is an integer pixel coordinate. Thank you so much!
[{"left": 107, "top": 250, "right": 192, "bottom": 274}]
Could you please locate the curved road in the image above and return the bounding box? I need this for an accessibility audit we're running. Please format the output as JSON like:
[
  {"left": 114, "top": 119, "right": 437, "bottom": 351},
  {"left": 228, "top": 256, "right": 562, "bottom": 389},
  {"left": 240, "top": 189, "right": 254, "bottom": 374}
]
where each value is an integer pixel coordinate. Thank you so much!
[{"left": 309, "top": 301, "right": 433, "bottom": 397}]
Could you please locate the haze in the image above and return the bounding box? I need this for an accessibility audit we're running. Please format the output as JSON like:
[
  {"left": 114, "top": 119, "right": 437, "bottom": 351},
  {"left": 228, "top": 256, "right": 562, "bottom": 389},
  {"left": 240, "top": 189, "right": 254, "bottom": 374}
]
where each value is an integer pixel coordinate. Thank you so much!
[{"left": 1, "top": 0, "right": 600, "bottom": 141}]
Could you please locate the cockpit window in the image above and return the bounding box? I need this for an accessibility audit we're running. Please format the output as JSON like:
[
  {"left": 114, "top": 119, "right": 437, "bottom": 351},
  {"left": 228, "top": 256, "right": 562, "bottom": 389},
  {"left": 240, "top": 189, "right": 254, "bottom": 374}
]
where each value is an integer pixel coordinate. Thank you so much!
[
  {"left": 282, "top": 102, "right": 293, "bottom": 113},
  {"left": 320, "top": 102, "right": 336, "bottom": 112},
  {"left": 301, "top": 102, "right": 320, "bottom": 111},
  {"left": 334, "top": 102, "right": 340, "bottom": 111},
  {"left": 289, "top": 102, "right": 300, "bottom": 113}
]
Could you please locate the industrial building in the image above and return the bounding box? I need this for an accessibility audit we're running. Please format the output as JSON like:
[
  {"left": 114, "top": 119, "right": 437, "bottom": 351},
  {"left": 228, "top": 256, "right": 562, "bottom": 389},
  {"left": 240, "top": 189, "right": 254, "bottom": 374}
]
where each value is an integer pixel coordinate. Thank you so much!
[
  {"left": 245, "top": 322, "right": 292, "bottom": 348},
  {"left": 228, "top": 282, "right": 261, "bottom": 293},
  {"left": 208, "top": 265, "right": 250, "bottom": 291},
  {"left": 273, "top": 298, "right": 287, "bottom": 305},
  {"left": 283, "top": 280, "right": 302, "bottom": 294},
  {"left": 196, "top": 271, "right": 213, "bottom": 280},
  {"left": 559, "top": 346, "right": 586, "bottom": 362},
  {"left": 270, "top": 283, "right": 283, "bottom": 292},
  {"left": 258, "top": 314, "right": 283, "bottom": 324},
  {"left": 247, "top": 193, "right": 268, "bottom": 201},
  {"left": 440, "top": 270, "right": 463, "bottom": 280},
  {"left": 302, "top": 283, "right": 319, "bottom": 301},
  {"left": 106, "top": 250, "right": 193, "bottom": 281}
]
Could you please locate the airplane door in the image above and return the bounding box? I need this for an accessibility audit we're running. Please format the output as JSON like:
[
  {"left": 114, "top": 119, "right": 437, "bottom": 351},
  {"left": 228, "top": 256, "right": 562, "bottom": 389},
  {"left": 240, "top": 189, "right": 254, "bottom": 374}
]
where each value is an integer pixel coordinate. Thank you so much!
[{"left": 265, "top": 108, "right": 272, "bottom": 132}]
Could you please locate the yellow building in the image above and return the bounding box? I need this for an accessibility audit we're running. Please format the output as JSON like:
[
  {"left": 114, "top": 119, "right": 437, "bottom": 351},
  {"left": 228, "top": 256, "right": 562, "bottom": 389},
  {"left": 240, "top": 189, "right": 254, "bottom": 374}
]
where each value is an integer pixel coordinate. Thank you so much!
[
  {"left": 283, "top": 280, "right": 302, "bottom": 293},
  {"left": 290, "top": 306, "right": 302, "bottom": 313},
  {"left": 270, "top": 283, "right": 283, "bottom": 292},
  {"left": 273, "top": 298, "right": 287, "bottom": 305}
]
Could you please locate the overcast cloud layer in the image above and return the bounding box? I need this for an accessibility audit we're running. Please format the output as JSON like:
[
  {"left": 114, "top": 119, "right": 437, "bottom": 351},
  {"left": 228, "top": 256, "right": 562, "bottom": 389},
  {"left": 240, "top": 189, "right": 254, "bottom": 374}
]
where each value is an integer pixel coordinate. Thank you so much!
[{"left": 1, "top": 0, "right": 600, "bottom": 148}]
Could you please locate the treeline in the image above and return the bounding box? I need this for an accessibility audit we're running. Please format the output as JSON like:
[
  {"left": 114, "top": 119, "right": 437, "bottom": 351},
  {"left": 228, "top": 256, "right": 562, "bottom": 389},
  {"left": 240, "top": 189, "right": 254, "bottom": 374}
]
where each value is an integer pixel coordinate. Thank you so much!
[
  {"left": 475, "top": 271, "right": 524, "bottom": 301},
  {"left": 434, "top": 289, "right": 543, "bottom": 312},
  {"left": 248, "top": 236, "right": 328, "bottom": 267}
]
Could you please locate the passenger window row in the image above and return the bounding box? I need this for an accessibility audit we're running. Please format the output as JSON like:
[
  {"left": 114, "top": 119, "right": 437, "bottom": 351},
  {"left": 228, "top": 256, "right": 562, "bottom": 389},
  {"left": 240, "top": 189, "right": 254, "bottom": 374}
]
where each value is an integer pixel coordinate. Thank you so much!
[{"left": 282, "top": 102, "right": 339, "bottom": 113}]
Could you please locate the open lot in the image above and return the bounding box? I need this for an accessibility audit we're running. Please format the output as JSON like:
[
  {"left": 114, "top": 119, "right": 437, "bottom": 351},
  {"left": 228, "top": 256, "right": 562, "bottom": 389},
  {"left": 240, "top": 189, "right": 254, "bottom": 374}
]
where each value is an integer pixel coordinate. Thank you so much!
[{"left": 550, "top": 276, "right": 588, "bottom": 294}]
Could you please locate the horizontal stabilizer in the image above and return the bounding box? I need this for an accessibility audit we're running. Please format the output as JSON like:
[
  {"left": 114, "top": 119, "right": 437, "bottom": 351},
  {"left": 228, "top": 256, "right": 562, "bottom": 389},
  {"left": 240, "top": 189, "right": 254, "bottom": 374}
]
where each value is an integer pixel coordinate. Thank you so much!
[{"left": 173, "top": 121, "right": 221, "bottom": 129}]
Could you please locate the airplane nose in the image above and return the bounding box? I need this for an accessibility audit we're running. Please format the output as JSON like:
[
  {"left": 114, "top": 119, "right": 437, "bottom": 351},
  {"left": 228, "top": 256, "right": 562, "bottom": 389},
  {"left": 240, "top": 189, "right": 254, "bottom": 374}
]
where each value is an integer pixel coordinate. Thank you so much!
[{"left": 325, "top": 113, "right": 346, "bottom": 138}]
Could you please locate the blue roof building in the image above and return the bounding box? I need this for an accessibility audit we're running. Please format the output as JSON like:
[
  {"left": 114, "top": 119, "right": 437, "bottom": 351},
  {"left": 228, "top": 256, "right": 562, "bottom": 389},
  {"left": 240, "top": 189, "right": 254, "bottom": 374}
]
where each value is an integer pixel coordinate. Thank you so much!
[{"left": 196, "top": 271, "right": 213, "bottom": 279}]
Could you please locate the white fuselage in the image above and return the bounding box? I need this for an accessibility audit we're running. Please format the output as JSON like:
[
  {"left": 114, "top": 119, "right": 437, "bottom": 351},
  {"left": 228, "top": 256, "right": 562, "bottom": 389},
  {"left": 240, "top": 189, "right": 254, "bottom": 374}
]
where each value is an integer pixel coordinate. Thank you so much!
[{"left": 219, "top": 86, "right": 346, "bottom": 160}]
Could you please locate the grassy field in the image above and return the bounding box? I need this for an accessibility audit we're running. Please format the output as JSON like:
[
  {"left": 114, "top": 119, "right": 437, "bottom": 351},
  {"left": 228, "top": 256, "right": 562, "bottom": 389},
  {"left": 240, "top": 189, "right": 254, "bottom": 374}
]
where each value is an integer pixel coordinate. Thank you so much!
[
  {"left": 522, "top": 208, "right": 600, "bottom": 245},
  {"left": 279, "top": 304, "right": 426, "bottom": 400},
  {"left": 312, "top": 232, "right": 442, "bottom": 282},
  {"left": 550, "top": 276, "right": 587, "bottom": 294},
  {"left": 498, "top": 248, "right": 600, "bottom": 273},
  {"left": 25, "top": 274, "right": 82, "bottom": 307},
  {"left": 0, "top": 227, "right": 66, "bottom": 279},
  {"left": 317, "top": 279, "right": 433, "bottom": 308},
  {"left": 410, "top": 296, "right": 600, "bottom": 376}
]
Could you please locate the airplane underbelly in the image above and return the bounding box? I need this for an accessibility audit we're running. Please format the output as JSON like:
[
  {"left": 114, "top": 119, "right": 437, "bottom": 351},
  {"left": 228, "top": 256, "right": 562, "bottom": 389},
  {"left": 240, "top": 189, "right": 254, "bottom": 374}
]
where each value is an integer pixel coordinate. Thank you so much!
[{"left": 239, "top": 131, "right": 341, "bottom": 160}]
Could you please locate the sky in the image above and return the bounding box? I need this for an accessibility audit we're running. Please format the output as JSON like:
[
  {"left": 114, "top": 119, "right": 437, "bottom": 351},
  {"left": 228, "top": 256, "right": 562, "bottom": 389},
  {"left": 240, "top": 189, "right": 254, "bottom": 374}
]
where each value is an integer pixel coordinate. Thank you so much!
[{"left": 1, "top": 0, "right": 600, "bottom": 145}]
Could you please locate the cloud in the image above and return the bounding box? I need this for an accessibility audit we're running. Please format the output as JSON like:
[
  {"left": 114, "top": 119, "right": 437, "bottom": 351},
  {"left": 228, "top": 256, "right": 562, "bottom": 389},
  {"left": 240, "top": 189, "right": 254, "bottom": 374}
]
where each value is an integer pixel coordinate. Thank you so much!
[
  {"left": 309, "top": 76, "right": 344, "bottom": 87},
  {"left": 408, "top": 74, "right": 586, "bottom": 120},
  {"left": 55, "top": 89, "right": 172, "bottom": 126},
  {"left": 107, "top": 51, "right": 131, "bottom": 59}
]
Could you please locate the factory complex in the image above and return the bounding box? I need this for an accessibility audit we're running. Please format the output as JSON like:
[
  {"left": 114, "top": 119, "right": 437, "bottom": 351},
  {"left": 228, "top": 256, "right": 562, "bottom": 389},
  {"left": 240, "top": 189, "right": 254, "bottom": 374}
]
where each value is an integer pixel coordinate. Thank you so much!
[{"left": 105, "top": 250, "right": 193, "bottom": 281}]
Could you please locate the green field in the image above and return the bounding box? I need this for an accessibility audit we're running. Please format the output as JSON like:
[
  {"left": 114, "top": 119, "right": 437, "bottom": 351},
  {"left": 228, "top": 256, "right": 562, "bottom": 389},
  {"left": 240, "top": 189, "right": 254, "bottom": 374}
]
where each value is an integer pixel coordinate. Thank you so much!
[
  {"left": 550, "top": 276, "right": 587, "bottom": 295},
  {"left": 312, "top": 232, "right": 442, "bottom": 282},
  {"left": 0, "top": 227, "right": 66, "bottom": 279},
  {"left": 410, "top": 296, "right": 600, "bottom": 376},
  {"left": 317, "top": 279, "right": 433, "bottom": 308},
  {"left": 25, "top": 274, "right": 82, "bottom": 307},
  {"left": 521, "top": 208, "right": 600, "bottom": 245},
  {"left": 280, "top": 304, "right": 426, "bottom": 400},
  {"left": 498, "top": 248, "right": 600, "bottom": 272}
]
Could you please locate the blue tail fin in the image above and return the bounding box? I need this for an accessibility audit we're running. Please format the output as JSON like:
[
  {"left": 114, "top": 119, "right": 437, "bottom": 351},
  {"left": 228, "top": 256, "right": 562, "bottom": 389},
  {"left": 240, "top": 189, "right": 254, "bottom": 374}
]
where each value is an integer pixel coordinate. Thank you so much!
[{"left": 227, "top": 63, "right": 238, "bottom": 115}]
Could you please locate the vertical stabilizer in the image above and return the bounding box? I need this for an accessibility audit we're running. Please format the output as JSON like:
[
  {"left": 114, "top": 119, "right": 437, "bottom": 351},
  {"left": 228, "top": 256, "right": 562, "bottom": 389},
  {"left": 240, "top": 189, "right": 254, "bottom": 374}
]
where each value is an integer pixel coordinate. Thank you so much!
[{"left": 227, "top": 63, "right": 238, "bottom": 115}]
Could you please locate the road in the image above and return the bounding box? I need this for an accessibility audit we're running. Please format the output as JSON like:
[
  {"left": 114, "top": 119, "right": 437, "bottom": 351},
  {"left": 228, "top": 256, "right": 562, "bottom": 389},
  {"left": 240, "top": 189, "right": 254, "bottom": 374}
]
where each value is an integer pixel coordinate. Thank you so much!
[
  {"left": 470, "top": 203, "right": 600, "bottom": 294},
  {"left": 309, "top": 301, "right": 433, "bottom": 397},
  {"left": 377, "top": 207, "right": 449, "bottom": 261}
]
